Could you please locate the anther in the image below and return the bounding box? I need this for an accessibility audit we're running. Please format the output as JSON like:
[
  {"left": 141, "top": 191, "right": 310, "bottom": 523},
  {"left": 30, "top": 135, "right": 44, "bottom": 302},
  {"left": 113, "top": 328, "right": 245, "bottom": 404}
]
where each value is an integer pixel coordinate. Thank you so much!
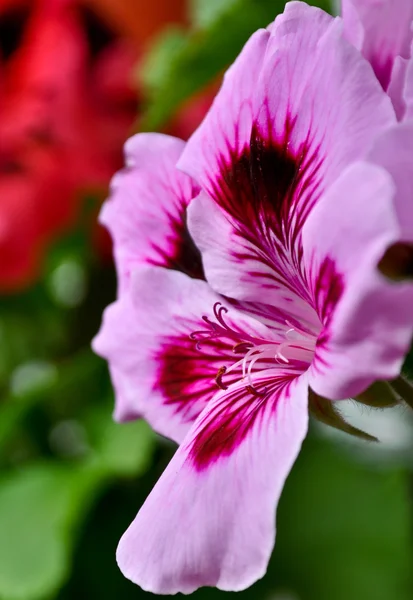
[
  {"left": 246, "top": 384, "right": 266, "bottom": 397},
  {"left": 232, "top": 342, "right": 253, "bottom": 354},
  {"left": 215, "top": 366, "right": 228, "bottom": 390}
]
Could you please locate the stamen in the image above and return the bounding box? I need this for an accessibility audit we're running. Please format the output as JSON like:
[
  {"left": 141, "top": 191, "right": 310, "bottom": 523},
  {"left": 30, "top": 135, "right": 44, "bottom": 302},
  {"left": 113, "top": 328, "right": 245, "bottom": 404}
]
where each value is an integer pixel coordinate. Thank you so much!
[
  {"left": 285, "top": 320, "right": 314, "bottom": 338},
  {"left": 233, "top": 342, "right": 253, "bottom": 354},
  {"left": 202, "top": 302, "right": 231, "bottom": 333},
  {"left": 215, "top": 366, "right": 228, "bottom": 390},
  {"left": 191, "top": 306, "right": 318, "bottom": 396},
  {"left": 246, "top": 384, "right": 267, "bottom": 397},
  {"left": 241, "top": 347, "right": 263, "bottom": 378},
  {"left": 275, "top": 343, "right": 289, "bottom": 363},
  {"left": 190, "top": 302, "right": 259, "bottom": 349}
]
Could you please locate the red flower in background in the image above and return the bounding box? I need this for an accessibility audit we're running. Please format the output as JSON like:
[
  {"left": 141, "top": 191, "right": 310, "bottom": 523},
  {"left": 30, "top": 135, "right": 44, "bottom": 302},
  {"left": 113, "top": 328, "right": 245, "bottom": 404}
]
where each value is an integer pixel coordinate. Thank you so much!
[{"left": 0, "top": 0, "right": 188, "bottom": 292}]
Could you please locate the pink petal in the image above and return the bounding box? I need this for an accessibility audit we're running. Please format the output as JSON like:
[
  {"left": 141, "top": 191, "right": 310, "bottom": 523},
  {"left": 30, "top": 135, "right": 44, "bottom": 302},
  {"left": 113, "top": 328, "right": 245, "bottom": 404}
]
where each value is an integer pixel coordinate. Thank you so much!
[
  {"left": 368, "top": 122, "right": 413, "bottom": 238},
  {"left": 178, "top": 27, "right": 271, "bottom": 187},
  {"left": 180, "top": 2, "right": 394, "bottom": 192},
  {"left": 301, "top": 160, "right": 413, "bottom": 399},
  {"left": 403, "top": 49, "right": 413, "bottom": 120},
  {"left": 388, "top": 55, "right": 410, "bottom": 120},
  {"left": 117, "top": 373, "right": 309, "bottom": 594},
  {"left": 188, "top": 191, "right": 320, "bottom": 333},
  {"left": 181, "top": 2, "right": 394, "bottom": 310},
  {"left": 342, "top": 0, "right": 413, "bottom": 90},
  {"left": 93, "top": 266, "right": 277, "bottom": 439},
  {"left": 100, "top": 133, "right": 201, "bottom": 295}
]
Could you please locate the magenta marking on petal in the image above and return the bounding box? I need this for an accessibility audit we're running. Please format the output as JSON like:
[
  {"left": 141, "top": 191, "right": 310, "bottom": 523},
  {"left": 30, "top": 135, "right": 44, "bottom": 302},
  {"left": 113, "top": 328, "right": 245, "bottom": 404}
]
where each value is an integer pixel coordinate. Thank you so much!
[
  {"left": 312, "top": 256, "right": 344, "bottom": 328},
  {"left": 173, "top": 217, "right": 205, "bottom": 279},
  {"left": 151, "top": 206, "right": 204, "bottom": 279},
  {"left": 211, "top": 120, "right": 301, "bottom": 237},
  {"left": 371, "top": 54, "right": 394, "bottom": 91},
  {"left": 310, "top": 256, "right": 344, "bottom": 369},
  {"left": 207, "top": 119, "right": 323, "bottom": 302},
  {"left": 155, "top": 333, "right": 239, "bottom": 423},
  {"left": 189, "top": 376, "right": 294, "bottom": 471},
  {"left": 218, "top": 119, "right": 322, "bottom": 240}
]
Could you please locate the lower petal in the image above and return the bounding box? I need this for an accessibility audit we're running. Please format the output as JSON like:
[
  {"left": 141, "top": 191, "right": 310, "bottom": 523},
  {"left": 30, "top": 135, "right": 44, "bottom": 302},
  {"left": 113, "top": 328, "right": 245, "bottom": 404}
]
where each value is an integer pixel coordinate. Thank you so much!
[
  {"left": 93, "top": 266, "right": 277, "bottom": 442},
  {"left": 116, "top": 373, "right": 309, "bottom": 594},
  {"left": 93, "top": 271, "right": 223, "bottom": 441}
]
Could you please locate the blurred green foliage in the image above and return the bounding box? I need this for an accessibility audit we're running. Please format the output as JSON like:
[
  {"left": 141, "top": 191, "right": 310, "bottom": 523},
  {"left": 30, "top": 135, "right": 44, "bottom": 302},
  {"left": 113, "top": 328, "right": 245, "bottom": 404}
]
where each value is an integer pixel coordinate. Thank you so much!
[
  {"left": 1, "top": 1, "right": 412, "bottom": 599},
  {"left": 140, "top": 0, "right": 332, "bottom": 130}
]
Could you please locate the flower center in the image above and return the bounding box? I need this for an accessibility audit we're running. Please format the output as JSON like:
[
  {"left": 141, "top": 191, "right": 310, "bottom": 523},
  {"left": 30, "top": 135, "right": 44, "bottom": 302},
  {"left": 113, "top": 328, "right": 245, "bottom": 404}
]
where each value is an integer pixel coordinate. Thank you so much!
[{"left": 190, "top": 303, "right": 318, "bottom": 394}]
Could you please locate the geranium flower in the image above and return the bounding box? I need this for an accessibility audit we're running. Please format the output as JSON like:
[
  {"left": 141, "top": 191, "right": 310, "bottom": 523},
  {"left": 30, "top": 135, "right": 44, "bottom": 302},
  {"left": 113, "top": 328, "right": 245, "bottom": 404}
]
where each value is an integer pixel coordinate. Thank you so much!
[
  {"left": 94, "top": 2, "right": 413, "bottom": 594},
  {"left": 341, "top": 0, "right": 413, "bottom": 119}
]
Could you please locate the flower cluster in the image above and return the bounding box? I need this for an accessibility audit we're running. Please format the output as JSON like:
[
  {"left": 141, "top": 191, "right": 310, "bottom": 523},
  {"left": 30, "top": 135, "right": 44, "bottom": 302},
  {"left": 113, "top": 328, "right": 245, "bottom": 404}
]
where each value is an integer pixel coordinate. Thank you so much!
[
  {"left": 94, "top": 0, "right": 413, "bottom": 594},
  {"left": 0, "top": 0, "right": 143, "bottom": 290}
]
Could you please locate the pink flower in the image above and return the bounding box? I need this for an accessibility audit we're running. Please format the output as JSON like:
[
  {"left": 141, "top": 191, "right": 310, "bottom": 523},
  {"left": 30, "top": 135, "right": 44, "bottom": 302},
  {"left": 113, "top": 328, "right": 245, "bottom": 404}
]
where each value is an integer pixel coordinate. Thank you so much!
[
  {"left": 93, "top": 2, "right": 413, "bottom": 594},
  {"left": 341, "top": 0, "right": 413, "bottom": 119}
]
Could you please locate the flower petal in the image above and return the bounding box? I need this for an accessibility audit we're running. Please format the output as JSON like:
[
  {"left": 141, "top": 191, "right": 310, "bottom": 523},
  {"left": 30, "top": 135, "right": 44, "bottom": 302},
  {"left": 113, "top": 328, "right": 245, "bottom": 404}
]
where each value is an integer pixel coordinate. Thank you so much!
[
  {"left": 403, "top": 48, "right": 413, "bottom": 120},
  {"left": 188, "top": 191, "right": 321, "bottom": 333},
  {"left": 368, "top": 122, "right": 413, "bottom": 238},
  {"left": 116, "top": 373, "right": 309, "bottom": 594},
  {"left": 181, "top": 2, "right": 394, "bottom": 309},
  {"left": 342, "top": 0, "right": 413, "bottom": 90},
  {"left": 301, "top": 160, "right": 413, "bottom": 399},
  {"left": 100, "top": 133, "right": 201, "bottom": 295},
  {"left": 388, "top": 55, "right": 410, "bottom": 120},
  {"left": 93, "top": 266, "right": 276, "bottom": 439}
]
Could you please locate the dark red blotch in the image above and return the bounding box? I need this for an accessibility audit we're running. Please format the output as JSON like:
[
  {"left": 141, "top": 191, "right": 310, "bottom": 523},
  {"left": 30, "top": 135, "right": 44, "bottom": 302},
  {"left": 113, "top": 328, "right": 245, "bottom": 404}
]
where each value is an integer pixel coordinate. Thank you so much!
[
  {"left": 156, "top": 335, "right": 233, "bottom": 424},
  {"left": 189, "top": 377, "right": 294, "bottom": 471},
  {"left": 211, "top": 121, "right": 320, "bottom": 244},
  {"left": 170, "top": 214, "right": 204, "bottom": 279},
  {"left": 150, "top": 207, "right": 204, "bottom": 280}
]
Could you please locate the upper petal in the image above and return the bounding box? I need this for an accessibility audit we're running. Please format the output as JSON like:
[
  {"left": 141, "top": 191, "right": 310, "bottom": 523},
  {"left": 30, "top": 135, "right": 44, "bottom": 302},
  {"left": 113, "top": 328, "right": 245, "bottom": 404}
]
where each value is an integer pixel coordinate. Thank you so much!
[
  {"left": 342, "top": 0, "right": 413, "bottom": 90},
  {"left": 116, "top": 372, "right": 309, "bottom": 594},
  {"left": 181, "top": 2, "right": 395, "bottom": 308},
  {"left": 100, "top": 133, "right": 201, "bottom": 295},
  {"left": 180, "top": 2, "right": 394, "bottom": 193},
  {"left": 188, "top": 191, "right": 321, "bottom": 333}
]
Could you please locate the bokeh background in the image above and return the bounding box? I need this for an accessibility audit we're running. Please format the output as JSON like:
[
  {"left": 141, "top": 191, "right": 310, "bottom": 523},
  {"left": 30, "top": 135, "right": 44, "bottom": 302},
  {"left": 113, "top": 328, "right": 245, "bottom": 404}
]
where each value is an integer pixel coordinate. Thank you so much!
[{"left": 0, "top": 1, "right": 412, "bottom": 599}]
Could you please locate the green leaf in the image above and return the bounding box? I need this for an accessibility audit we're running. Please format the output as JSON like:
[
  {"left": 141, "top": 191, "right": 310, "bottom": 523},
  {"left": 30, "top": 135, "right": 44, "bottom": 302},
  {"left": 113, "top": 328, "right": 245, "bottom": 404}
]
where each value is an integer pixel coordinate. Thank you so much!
[
  {"left": 140, "top": 0, "right": 333, "bottom": 131},
  {"left": 141, "top": 28, "right": 188, "bottom": 95},
  {"left": 189, "top": 0, "right": 238, "bottom": 28},
  {"left": 0, "top": 350, "right": 104, "bottom": 456},
  {"left": 84, "top": 405, "right": 156, "bottom": 477},
  {"left": 0, "top": 399, "right": 155, "bottom": 600},
  {"left": 272, "top": 434, "right": 413, "bottom": 600},
  {"left": 0, "top": 463, "right": 101, "bottom": 600},
  {"left": 140, "top": 0, "right": 283, "bottom": 130},
  {"left": 402, "top": 345, "right": 413, "bottom": 379}
]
